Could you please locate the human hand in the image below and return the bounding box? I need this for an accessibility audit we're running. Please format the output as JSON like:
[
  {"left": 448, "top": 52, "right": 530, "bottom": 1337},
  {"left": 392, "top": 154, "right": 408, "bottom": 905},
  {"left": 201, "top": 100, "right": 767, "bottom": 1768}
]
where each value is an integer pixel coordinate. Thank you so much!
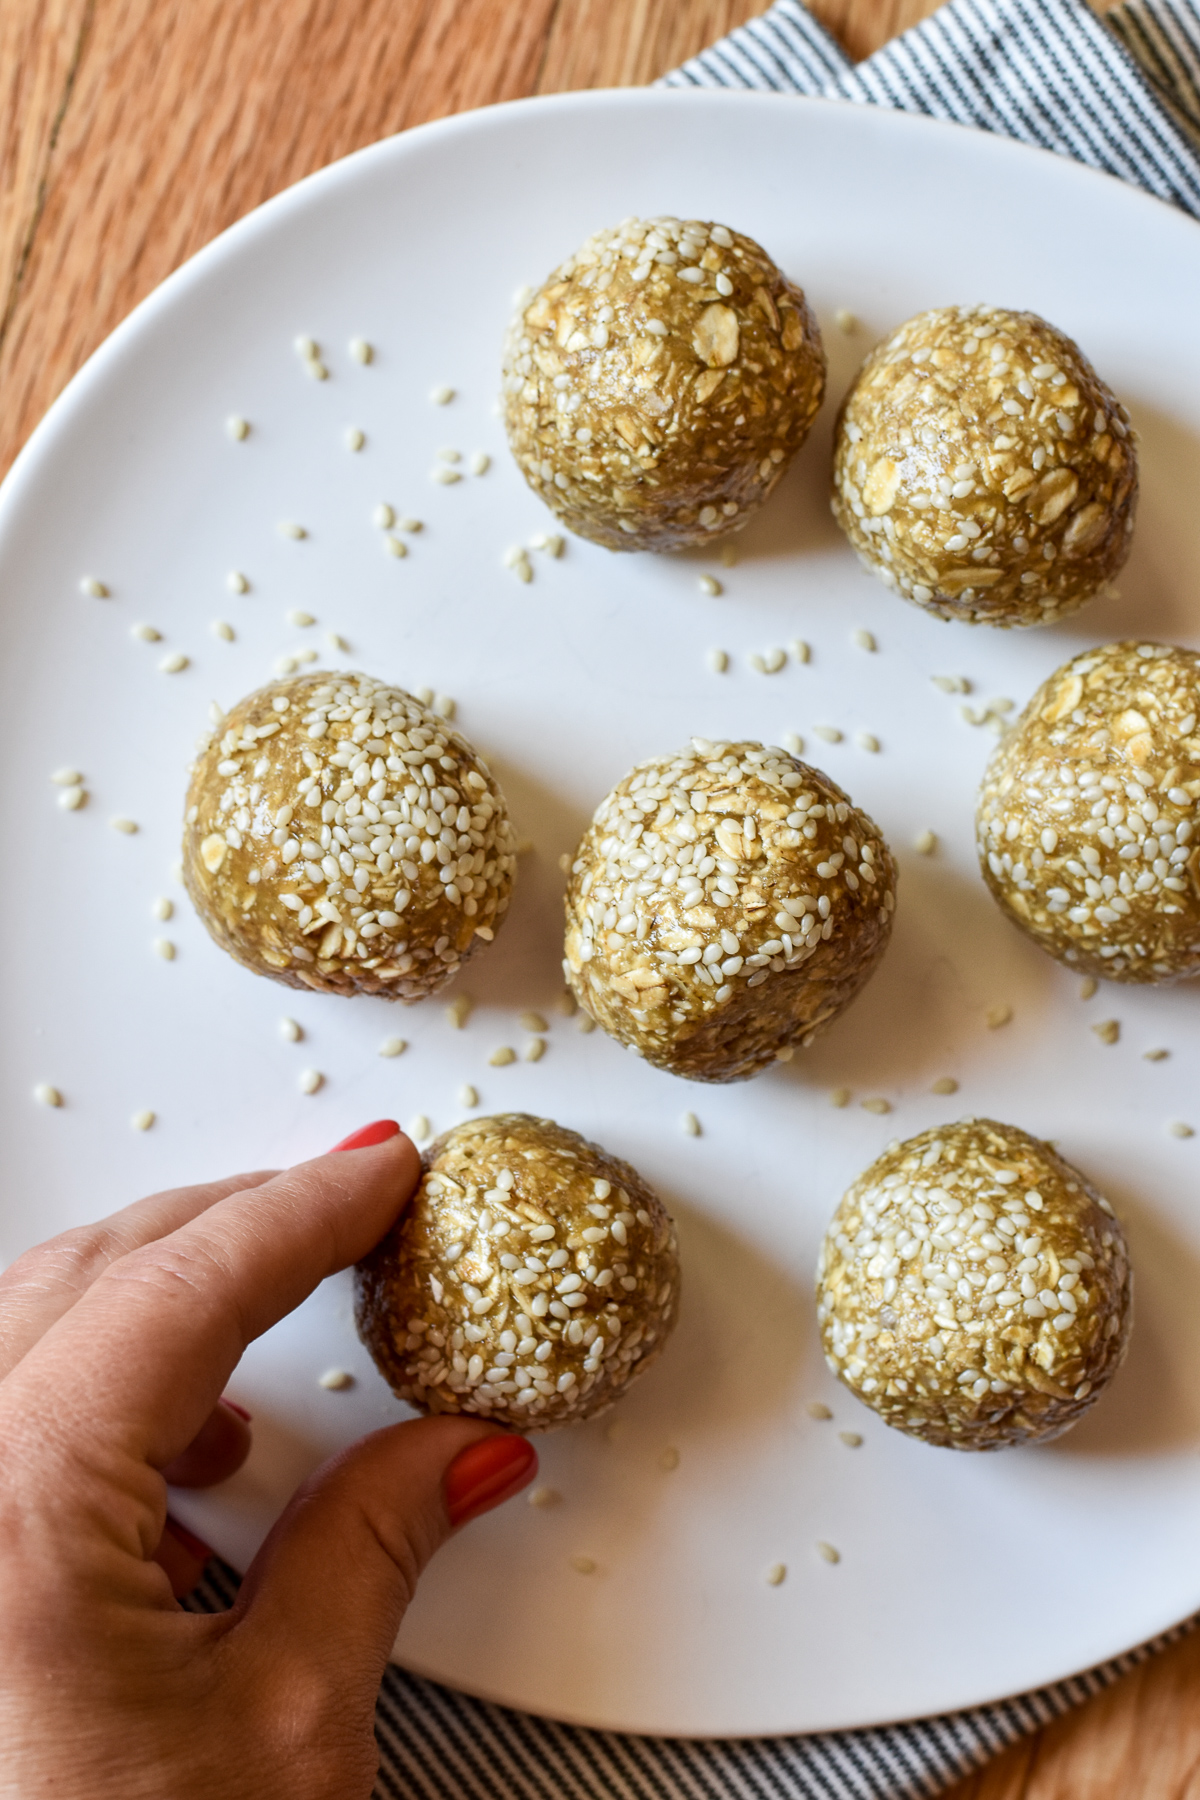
[{"left": 0, "top": 1120, "right": 537, "bottom": 1799}]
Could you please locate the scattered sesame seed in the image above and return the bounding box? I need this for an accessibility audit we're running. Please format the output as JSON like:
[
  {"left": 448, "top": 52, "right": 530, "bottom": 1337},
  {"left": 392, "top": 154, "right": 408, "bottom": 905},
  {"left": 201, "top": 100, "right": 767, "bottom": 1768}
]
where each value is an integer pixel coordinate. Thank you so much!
[
  {"left": 931, "top": 674, "right": 971, "bottom": 694},
  {"left": 698, "top": 575, "right": 723, "bottom": 597},
  {"left": 430, "top": 386, "right": 455, "bottom": 405},
  {"left": 816, "top": 1542, "right": 841, "bottom": 1565},
  {"left": 527, "top": 1486, "right": 561, "bottom": 1508},
  {"left": 775, "top": 1047, "right": 794, "bottom": 1063},
  {"left": 766, "top": 1562, "right": 788, "bottom": 1586},
  {"left": 569, "top": 1555, "right": 596, "bottom": 1575},
  {"left": 525, "top": 1037, "right": 546, "bottom": 1062},
  {"left": 275, "top": 655, "right": 298, "bottom": 675},
  {"left": 660, "top": 1446, "right": 680, "bottom": 1471},
  {"left": 279, "top": 1017, "right": 302, "bottom": 1043},
  {"left": 852, "top": 628, "right": 876, "bottom": 652},
  {"left": 856, "top": 732, "right": 880, "bottom": 753},
  {"left": 373, "top": 503, "right": 396, "bottom": 529},
  {"left": 152, "top": 897, "right": 174, "bottom": 922},
  {"left": 1169, "top": 1121, "right": 1195, "bottom": 1138},
  {"left": 986, "top": 1004, "right": 1013, "bottom": 1029},
  {"left": 287, "top": 610, "right": 315, "bottom": 628},
  {"left": 379, "top": 1037, "right": 407, "bottom": 1058},
  {"left": 294, "top": 335, "right": 318, "bottom": 359},
  {"left": 914, "top": 829, "right": 937, "bottom": 855},
  {"left": 489, "top": 1046, "right": 517, "bottom": 1066},
  {"left": 349, "top": 338, "right": 373, "bottom": 364},
  {"left": 806, "top": 1401, "right": 833, "bottom": 1420},
  {"left": 812, "top": 725, "right": 842, "bottom": 744},
  {"left": 398, "top": 517, "right": 423, "bottom": 534},
  {"left": 52, "top": 765, "right": 84, "bottom": 785},
  {"left": 131, "top": 1109, "right": 155, "bottom": 1132},
  {"left": 707, "top": 648, "right": 729, "bottom": 673},
  {"left": 469, "top": 451, "right": 491, "bottom": 476},
  {"left": 58, "top": 785, "right": 85, "bottom": 810},
  {"left": 520, "top": 1011, "right": 548, "bottom": 1033},
  {"left": 383, "top": 535, "right": 408, "bottom": 559},
  {"left": 1080, "top": 977, "right": 1099, "bottom": 1000},
  {"left": 834, "top": 309, "right": 857, "bottom": 334},
  {"left": 577, "top": 1014, "right": 596, "bottom": 1034},
  {"left": 80, "top": 576, "right": 109, "bottom": 598},
  {"left": 34, "top": 1083, "right": 62, "bottom": 1108},
  {"left": 279, "top": 522, "right": 307, "bottom": 540},
  {"left": 503, "top": 546, "right": 533, "bottom": 581},
  {"left": 1092, "top": 1019, "right": 1120, "bottom": 1045},
  {"left": 861, "top": 1098, "right": 892, "bottom": 1115},
  {"left": 436, "top": 448, "right": 461, "bottom": 466},
  {"left": 159, "top": 652, "right": 188, "bottom": 674},
  {"left": 345, "top": 428, "right": 365, "bottom": 452},
  {"left": 211, "top": 620, "right": 235, "bottom": 642},
  {"left": 153, "top": 939, "right": 175, "bottom": 961},
  {"left": 132, "top": 623, "right": 161, "bottom": 641},
  {"left": 792, "top": 639, "right": 811, "bottom": 664},
  {"left": 298, "top": 1068, "right": 323, "bottom": 1095},
  {"left": 830, "top": 1088, "right": 851, "bottom": 1108},
  {"left": 782, "top": 732, "right": 804, "bottom": 756},
  {"left": 226, "top": 415, "right": 249, "bottom": 441},
  {"left": 751, "top": 647, "right": 787, "bottom": 674},
  {"left": 306, "top": 359, "right": 329, "bottom": 380},
  {"left": 110, "top": 816, "right": 138, "bottom": 834},
  {"left": 409, "top": 1115, "right": 431, "bottom": 1141},
  {"left": 931, "top": 1076, "right": 959, "bottom": 1095},
  {"left": 681, "top": 1111, "right": 701, "bottom": 1137},
  {"left": 433, "top": 695, "right": 456, "bottom": 721},
  {"left": 1144, "top": 1048, "right": 1169, "bottom": 1062},
  {"left": 326, "top": 632, "right": 350, "bottom": 652},
  {"left": 318, "top": 1368, "right": 354, "bottom": 1390},
  {"left": 446, "top": 995, "right": 472, "bottom": 1030},
  {"left": 227, "top": 571, "right": 249, "bottom": 594},
  {"left": 557, "top": 989, "right": 578, "bottom": 1017},
  {"left": 459, "top": 1084, "right": 478, "bottom": 1108},
  {"left": 838, "top": 1431, "right": 863, "bottom": 1448}
]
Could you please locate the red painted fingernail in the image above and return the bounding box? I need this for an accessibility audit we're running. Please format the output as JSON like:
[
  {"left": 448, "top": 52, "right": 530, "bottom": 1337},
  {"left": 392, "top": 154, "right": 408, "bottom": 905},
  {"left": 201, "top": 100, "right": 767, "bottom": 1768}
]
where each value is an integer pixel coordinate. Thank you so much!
[
  {"left": 164, "top": 1516, "right": 213, "bottom": 1563},
  {"left": 219, "top": 1396, "right": 253, "bottom": 1422},
  {"left": 445, "top": 1434, "right": 537, "bottom": 1527},
  {"left": 331, "top": 1119, "right": 401, "bottom": 1153}
]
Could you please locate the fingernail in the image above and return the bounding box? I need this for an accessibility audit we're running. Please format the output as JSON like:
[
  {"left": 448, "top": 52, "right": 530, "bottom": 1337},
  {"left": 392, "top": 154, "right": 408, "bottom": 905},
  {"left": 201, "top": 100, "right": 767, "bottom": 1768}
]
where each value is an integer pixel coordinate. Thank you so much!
[
  {"left": 219, "top": 1396, "right": 253, "bottom": 1423},
  {"left": 445, "top": 1434, "right": 537, "bottom": 1527},
  {"left": 331, "top": 1119, "right": 401, "bottom": 1153}
]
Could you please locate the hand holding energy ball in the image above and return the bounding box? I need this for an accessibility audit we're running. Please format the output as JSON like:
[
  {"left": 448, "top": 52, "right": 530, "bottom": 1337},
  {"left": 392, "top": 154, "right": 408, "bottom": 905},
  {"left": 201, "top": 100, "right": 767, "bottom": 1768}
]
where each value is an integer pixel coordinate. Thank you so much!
[{"left": 0, "top": 1123, "right": 536, "bottom": 1799}]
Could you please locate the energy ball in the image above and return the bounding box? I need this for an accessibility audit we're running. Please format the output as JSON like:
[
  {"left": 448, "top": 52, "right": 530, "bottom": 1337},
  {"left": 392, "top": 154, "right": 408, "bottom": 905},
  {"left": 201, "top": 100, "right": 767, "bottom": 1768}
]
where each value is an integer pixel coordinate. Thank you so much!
[
  {"left": 831, "top": 304, "right": 1137, "bottom": 626},
  {"left": 355, "top": 1113, "right": 680, "bottom": 1429},
  {"left": 502, "top": 216, "right": 826, "bottom": 552},
  {"left": 183, "top": 670, "right": 516, "bottom": 999},
  {"left": 978, "top": 641, "right": 1200, "bottom": 981},
  {"left": 816, "top": 1119, "right": 1132, "bottom": 1451},
  {"left": 564, "top": 738, "right": 897, "bottom": 1082}
]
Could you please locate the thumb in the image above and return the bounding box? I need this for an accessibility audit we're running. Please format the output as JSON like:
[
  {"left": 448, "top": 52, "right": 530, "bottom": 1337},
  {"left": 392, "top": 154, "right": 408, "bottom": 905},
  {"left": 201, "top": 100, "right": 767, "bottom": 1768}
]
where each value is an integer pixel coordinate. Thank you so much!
[{"left": 230, "top": 1417, "right": 536, "bottom": 1704}]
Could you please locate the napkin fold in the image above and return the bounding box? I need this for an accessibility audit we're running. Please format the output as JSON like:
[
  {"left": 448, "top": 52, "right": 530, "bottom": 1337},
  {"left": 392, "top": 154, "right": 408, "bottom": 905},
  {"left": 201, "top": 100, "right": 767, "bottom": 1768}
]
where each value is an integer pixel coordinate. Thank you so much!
[{"left": 189, "top": 2, "right": 1200, "bottom": 1793}]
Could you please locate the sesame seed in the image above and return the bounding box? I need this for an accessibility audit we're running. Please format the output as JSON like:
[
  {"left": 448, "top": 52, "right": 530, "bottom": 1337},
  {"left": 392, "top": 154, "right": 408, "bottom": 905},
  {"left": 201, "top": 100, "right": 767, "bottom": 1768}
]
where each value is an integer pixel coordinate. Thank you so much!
[
  {"left": 525, "top": 1038, "right": 546, "bottom": 1062},
  {"left": 379, "top": 1037, "right": 407, "bottom": 1058},
  {"left": 326, "top": 632, "right": 350, "bottom": 651},
  {"left": 986, "top": 1004, "right": 1013, "bottom": 1029},
  {"left": 34, "top": 1083, "right": 62, "bottom": 1108},
  {"left": 373, "top": 503, "right": 396, "bottom": 529},
  {"left": 430, "top": 386, "right": 455, "bottom": 405},
  {"left": 459, "top": 1084, "right": 478, "bottom": 1107},
  {"left": 409, "top": 1115, "right": 431, "bottom": 1141},
  {"left": 279, "top": 522, "right": 307, "bottom": 539},
  {"left": 1144, "top": 1048, "right": 1169, "bottom": 1062},
  {"left": 856, "top": 732, "right": 880, "bottom": 753},
  {"left": 349, "top": 338, "right": 373, "bottom": 364},
  {"left": 813, "top": 725, "right": 842, "bottom": 743},
  {"left": 383, "top": 535, "right": 408, "bottom": 559},
  {"left": 211, "top": 620, "right": 235, "bottom": 642},
  {"left": 520, "top": 1011, "right": 548, "bottom": 1033},
  {"left": 131, "top": 1109, "right": 155, "bottom": 1132},
  {"left": 152, "top": 938, "right": 176, "bottom": 961},
  {"left": 931, "top": 1076, "right": 958, "bottom": 1095},
  {"left": 469, "top": 452, "right": 491, "bottom": 476},
  {"left": 807, "top": 1401, "right": 833, "bottom": 1420},
  {"left": 660, "top": 1446, "right": 680, "bottom": 1471},
  {"left": 110, "top": 816, "right": 138, "bottom": 834},
  {"left": 318, "top": 1368, "right": 354, "bottom": 1390},
  {"left": 792, "top": 639, "right": 811, "bottom": 663},
  {"left": 766, "top": 1562, "right": 788, "bottom": 1586},
  {"left": 681, "top": 1111, "right": 701, "bottom": 1137},
  {"left": 861, "top": 1098, "right": 892, "bottom": 1115},
  {"left": 151, "top": 897, "right": 173, "bottom": 922},
  {"left": 707, "top": 648, "right": 729, "bottom": 673},
  {"left": 569, "top": 1555, "right": 596, "bottom": 1575},
  {"left": 838, "top": 1431, "right": 863, "bottom": 1448},
  {"left": 816, "top": 1542, "right": 841, "bottom": 1564},
  {"left": 782, "top": 732, "right": 804, "bottom": 755},
  {"left": 159, "top": 652, "right": 188, "bottom": 674},
  {"left": 80, "top": 576, "right": 109, "bottom": 598},
  {"left": 931, "top": 674, "right": 971, "bottom": 694},
  {"left": 226, "top": 415, "right": 249, "bottom": 440},
  {"left": 577, "top": 1014, "right": 596, "bottom": 1034},
  {"left": 287, "top": 610, "right": 315, "bottom": 628},
  {"left": 698, "top": 575, "right": 723, "bottom": 597},
  {"left": 227, "top": 571, "right": 249, "bottom": 594},
  {"left": 489, "top": 1046, "right": 517, "bottom": 1066},
  {"left": 298, "top": 1068, "right": 323, "bottom": 1095},
  {"left": 294, "top": 335, "right": 318, "bottom": 359},
  {"left": 1080, "top": 977, "right": 1098, "bottom": 1000},
  {"left": 913, "top": 829, "right": 937, "bottom": 855},
  {"left": 834, "top": 309, "right": 857, "bottom": 333},
  {"left": 830, "top": 1088, "right": 851, "bottom": 1108},
  {"left": 58, "top": 785, "right": 86, "bottom": 810},
  {"left": 1169, "top": 1121, "right": 1195, "bottom": 1138},
  {"left": 279, "top": 1017, "right": 302, "bottom": 1042},
  {"left": 345, "top": 428, "right": 365, "bottom": 451},
  {"left": 52, "top": 764, "right": 84, "bottom": 785},
  {"left": 852, "top": 628, "right": 876, "bottom": 652},
  {"left": 446, "top": 995, "right": 472, "bottom": 1029},
  {"left": 1092, "top": 1019, "right": 1120, "bottom": 1045}
]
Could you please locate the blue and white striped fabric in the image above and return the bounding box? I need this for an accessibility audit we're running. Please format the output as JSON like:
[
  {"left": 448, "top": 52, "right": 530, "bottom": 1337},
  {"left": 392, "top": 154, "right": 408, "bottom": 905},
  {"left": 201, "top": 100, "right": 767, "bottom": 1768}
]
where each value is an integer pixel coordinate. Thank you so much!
[{"left": 188, "top": 5, "right": 1200, "bottom": 1791}]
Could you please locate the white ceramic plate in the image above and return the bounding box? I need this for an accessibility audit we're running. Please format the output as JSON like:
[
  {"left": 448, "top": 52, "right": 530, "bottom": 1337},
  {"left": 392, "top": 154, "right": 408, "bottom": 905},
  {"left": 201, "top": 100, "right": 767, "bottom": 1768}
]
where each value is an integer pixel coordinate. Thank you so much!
[{"left": 3, "top": 89, "right": 1200, "bottom": 1738}]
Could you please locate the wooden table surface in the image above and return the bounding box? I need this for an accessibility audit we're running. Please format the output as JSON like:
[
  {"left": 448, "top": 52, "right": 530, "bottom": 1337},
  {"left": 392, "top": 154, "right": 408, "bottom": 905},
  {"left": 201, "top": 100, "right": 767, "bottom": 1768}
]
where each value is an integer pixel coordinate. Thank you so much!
[{"left": 5, "top": 0, "right": 1200, "bottom": 1793}]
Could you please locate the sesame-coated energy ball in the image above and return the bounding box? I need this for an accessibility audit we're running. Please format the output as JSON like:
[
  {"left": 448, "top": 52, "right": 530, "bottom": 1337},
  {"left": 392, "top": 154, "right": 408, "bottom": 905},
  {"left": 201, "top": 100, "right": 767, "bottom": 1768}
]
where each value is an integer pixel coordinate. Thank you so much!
[
  {"left": 977, "top": 641, "right": 1200, "bottom": 981},
  {"left": 502, "top": 216, "right": 826, "bottom": 552},
  {"left": 831, "top": 305, "right": 1137, "bottom": 626},
  {"left": 564, "top": 739, "right": 897, "bottom": 1082},
  {"left": 355, "top": 1113, "right": 680, "bottom": 1429},
  {"left": 183, "top": 671, "right": 516, "bottom": 999},
  {"left": 816, "top": 1120, "right": 1132, "bottom": 1451}
]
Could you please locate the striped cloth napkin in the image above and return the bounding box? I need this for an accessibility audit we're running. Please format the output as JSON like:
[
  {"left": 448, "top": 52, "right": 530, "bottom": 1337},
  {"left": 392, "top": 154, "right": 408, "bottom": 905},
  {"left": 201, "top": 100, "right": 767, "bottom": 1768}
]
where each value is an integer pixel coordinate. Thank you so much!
[{"left": 188, "top": 2, "right": 1200, "bottom": 1793}]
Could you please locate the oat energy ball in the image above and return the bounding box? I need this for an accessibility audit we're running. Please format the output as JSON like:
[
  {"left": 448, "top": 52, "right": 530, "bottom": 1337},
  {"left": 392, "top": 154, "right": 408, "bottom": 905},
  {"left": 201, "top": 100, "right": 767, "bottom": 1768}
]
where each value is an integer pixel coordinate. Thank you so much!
[
  {"left": 817, "top": 1120, "right": 1132, "bottom": 1450},
  {"left": 355, "top": 1113, "right": 680, "bottom": 1429},
  {"left": 564, "top": 739, "right": 897, "bottom": 1082},
  {"left": 978, "top": 642, "right": 1200, "bottom": 982},
  {"left": 502, "top": 216, "right": 826, "bottom": 552},
  {"left": 832, "top": 305, "right": 1137, "bottom": 626},
  {"left": 183, "top": 671, "right": 516, "bottom": 998}
]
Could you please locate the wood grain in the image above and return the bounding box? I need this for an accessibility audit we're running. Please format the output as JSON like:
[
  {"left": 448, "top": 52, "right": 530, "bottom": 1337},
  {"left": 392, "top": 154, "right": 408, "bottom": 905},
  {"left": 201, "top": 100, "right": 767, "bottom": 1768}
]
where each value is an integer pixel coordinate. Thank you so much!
[{"left": 1, "top": 1, "right": 1195, "bottom": 1794}]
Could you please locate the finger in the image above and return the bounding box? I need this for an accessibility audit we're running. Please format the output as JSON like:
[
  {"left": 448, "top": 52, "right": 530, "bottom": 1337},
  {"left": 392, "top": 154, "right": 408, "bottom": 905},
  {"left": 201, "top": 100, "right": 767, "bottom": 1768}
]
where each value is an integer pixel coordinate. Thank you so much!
[
  {"left": 0, "top": 1169, "right": 278, "bottom": 1377},
  {"left": 230, "top": 1420, "right": 536, "bottom": 1707},
  {"left": 7, "top": 1128, "right": 418, "bottom": 1472},
  {"left": 152, "top": 1516, "right": 213, "bottom": 1600},
  {"left": 161, "top": 1397, "right": 253, "bottom": 1488}
]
